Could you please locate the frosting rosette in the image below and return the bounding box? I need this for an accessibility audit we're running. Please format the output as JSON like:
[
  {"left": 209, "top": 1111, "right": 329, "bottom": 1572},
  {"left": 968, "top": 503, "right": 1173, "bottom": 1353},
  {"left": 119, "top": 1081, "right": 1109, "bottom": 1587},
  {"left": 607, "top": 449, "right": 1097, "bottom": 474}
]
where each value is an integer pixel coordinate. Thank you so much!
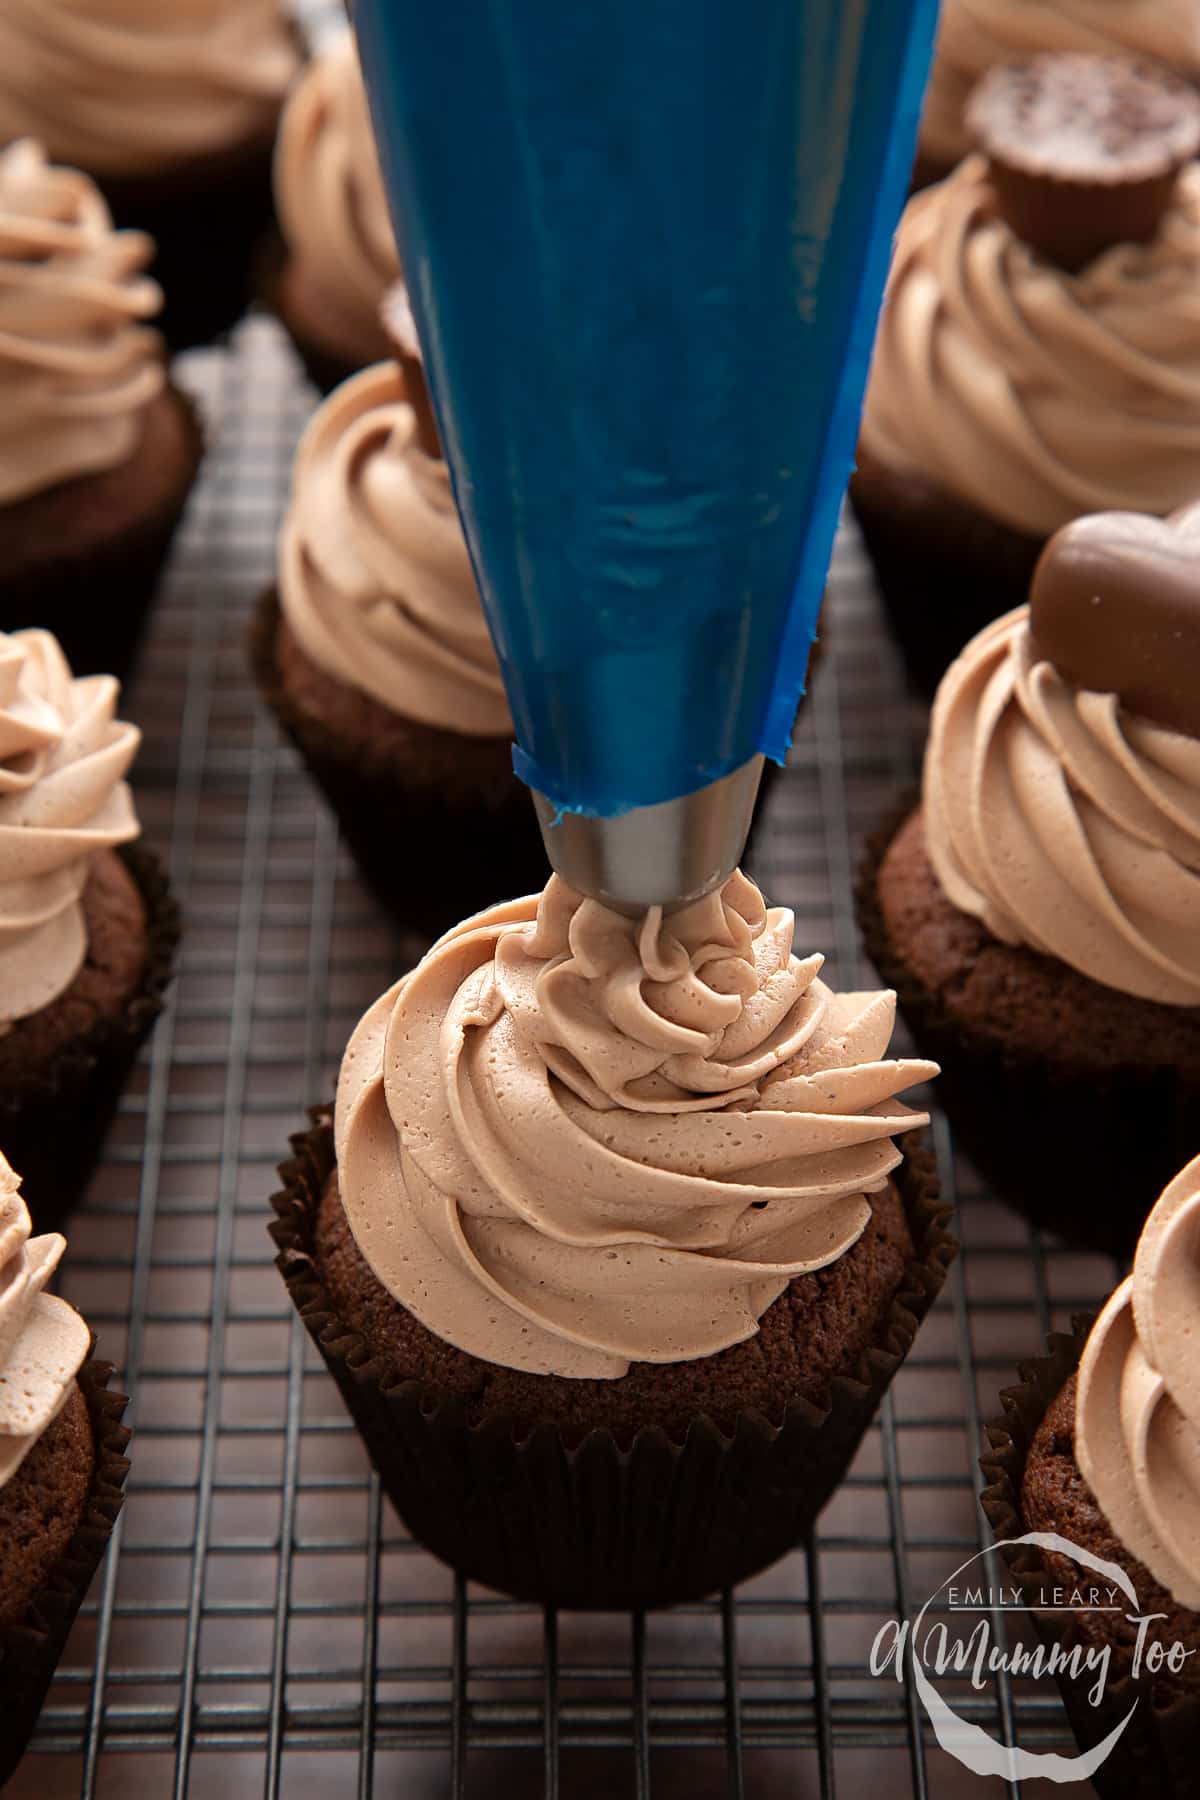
[
  {"left": 920, "top": 0, "right": 1200, "bottom": 173},
  {"left": 0, "top": 1152, "right": 90, "bottom": 1488},
  {"left": 335, "top": 871, "right": 936, "bottom": 1379},
  {"left": 1076, "top": 1152, "right": 1200, "bottom": 1607},
  {"left": 0, "top": 630, "right": 141, "bottom": 1031},
  {"left": 860, "top": 158, "right": 1200, "bottom": 538},
  {"left": 274, "top": 32, "right": 399, "bottom": 336},
  {"left": 0, "top": 138, "right": 165, "bottom": 507},
  {"left": 924, "top": 606, "right": 1200, "bottom": 1005},
  {"left": 0, "top": 0, "right": 299, "bottom": 178},
  {"left": 279, "top": 362, "right": 510, "bottom": 736}
]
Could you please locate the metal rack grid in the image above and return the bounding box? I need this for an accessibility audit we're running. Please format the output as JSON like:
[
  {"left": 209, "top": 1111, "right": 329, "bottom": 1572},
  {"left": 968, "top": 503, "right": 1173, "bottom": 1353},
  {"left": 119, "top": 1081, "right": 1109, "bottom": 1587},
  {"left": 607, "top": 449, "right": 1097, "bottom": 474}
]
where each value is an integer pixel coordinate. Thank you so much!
[{"left": 9, "top": 311, "right": 1127, "bottom": 1800}]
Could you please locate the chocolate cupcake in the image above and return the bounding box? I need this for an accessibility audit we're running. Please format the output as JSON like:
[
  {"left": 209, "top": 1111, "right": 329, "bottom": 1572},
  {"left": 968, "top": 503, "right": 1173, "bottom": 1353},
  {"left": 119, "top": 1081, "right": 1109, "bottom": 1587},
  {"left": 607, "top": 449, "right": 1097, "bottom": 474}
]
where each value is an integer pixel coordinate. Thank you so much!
[
  {"left": 0, "top": 1155, "right": 130, "bottom": 1787},
  {"left": 857, "top": 509, "right": 1200, "bottom": 1254},
  {"left": 0, "top": 630, "right": 180, "bottom": 1225},
  {"left": 268, "top": 31, "right": 400, "bottom": 394},
  {"left": 272, "top": 868, "right": 955, "bottom": 1609},
  {"left": 981, "top": 1154, "right": 1200, "bottom": 1797},
  {"left": 853, "top": 52, "right": 1200, "bottom": 696},
  {"left": 0, "top": 0, "right": 301, "bottom": 351},
  {"left": 916, "top": 1, "right": 1200, "bottom": 189},
  {"left": 250, "top": 338, "right": 551, "bottom": 938},
  {"left": 0, "top": 140, "right": 204, "bottom": 681}
]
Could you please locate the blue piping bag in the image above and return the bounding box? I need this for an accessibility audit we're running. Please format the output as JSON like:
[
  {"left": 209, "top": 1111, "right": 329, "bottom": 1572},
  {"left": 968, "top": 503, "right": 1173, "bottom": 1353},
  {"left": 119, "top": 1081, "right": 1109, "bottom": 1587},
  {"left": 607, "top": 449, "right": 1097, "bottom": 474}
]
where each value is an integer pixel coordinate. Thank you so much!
[{"left": 352, "top": 0, "right": 937, "bottom": 907}]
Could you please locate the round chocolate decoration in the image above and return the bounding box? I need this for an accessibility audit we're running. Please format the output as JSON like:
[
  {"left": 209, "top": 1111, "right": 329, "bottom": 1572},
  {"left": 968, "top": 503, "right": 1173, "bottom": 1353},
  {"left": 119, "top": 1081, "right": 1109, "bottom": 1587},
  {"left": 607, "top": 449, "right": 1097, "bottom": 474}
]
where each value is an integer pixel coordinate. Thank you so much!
[
  {"left": 1029, "top": 510, "right": 1200, "bottom": 739},
  {"left": 966, "top": 52, "right": 1200, "bottom": 272}
]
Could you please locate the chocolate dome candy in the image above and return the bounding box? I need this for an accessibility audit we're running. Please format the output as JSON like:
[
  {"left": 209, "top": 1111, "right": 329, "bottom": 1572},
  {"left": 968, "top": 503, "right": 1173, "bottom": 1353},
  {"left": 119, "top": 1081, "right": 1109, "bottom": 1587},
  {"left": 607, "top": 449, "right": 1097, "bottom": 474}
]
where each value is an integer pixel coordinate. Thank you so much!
[{"left": 1029, "top": 507, "right": 1200, "bottom": 738}]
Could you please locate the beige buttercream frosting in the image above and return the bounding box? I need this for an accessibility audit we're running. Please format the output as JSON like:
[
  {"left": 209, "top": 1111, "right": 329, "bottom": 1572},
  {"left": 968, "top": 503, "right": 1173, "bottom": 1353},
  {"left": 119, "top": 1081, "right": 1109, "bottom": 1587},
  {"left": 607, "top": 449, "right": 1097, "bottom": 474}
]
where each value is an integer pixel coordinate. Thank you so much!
[
  {"left": 335, "top": 871, "right": 936, "bottom": 1379},
  {"left": 0, "top": 630, "right": 141, "bottom": 1030},
  {"left": 0, "top": 1153, "right": 90, "bottom": 1490},
  {"left": 924, "top": 606, "right": 1200, "bottom": 1006},
  {"left": 920, "top": 1, "right": 1200, "bottom": 174},
  {"left": 0, "top": 138, "right": 165, "bottom": 507},
  {"left": 859, "top": 157, "right": 1200, "bottom": 538},
  {"left": 1076, "top": 1152, "right": 1200, "bottom": 1607},
  {"left": 0, "top": 0, "right": 299, "bottom": 178},
  {"left": 279, "top": 361, "right": 511, "bottom": 736},
  {"left": 274, "top": 32, "right": 399, "bottom": 337}
]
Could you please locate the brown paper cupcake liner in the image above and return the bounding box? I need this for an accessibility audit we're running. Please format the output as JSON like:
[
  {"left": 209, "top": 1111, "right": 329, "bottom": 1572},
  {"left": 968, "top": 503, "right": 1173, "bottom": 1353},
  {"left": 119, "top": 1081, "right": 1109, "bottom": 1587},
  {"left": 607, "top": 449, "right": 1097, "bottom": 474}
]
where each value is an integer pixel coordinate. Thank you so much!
[
  {"left": 248, "top": 586, "right": 550, "bottom": 939},
  {"left": 255, "top": 227, "right": 389, "bottom": 397},
  {"left": 270, "top": 1110, "right": 955, "bottom": 1610},
  {"left": 0, "top": 843, "right": 181, "bottom": 1229},
  {"left": 0, "top": 1348, "right": 131, "bottom": 1788},
  {"left": 981, "top": 1321, "right": 1200, "bottom": 1797},
  {"left": 97, "top": 128, "right": 280, "bottom": 354},
  {"left": 855, "top": 797, "right": 1197, "bottom": 1255},
  {"left": 0, "top": 385, "right": 204, "bottom": 686},
  {"left": 848, "top": 451, "right": 1045, "bottom": 698}
]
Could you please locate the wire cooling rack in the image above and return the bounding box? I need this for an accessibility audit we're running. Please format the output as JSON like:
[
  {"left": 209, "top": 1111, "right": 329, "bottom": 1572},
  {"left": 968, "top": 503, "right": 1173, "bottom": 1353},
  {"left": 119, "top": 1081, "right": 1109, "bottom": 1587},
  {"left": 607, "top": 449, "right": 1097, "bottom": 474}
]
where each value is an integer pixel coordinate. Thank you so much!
[{"left": 9, "top": 308, "right": 1131, "bottom": 1798}]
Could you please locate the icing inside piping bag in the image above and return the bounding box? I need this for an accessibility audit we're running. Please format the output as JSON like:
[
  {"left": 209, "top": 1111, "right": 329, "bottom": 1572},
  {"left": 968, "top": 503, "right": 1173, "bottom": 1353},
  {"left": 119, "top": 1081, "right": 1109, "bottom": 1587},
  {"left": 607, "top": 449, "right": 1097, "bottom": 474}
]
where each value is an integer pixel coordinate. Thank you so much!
[{"left": 352, "top": 0, "right": 938, "bottom": 817}]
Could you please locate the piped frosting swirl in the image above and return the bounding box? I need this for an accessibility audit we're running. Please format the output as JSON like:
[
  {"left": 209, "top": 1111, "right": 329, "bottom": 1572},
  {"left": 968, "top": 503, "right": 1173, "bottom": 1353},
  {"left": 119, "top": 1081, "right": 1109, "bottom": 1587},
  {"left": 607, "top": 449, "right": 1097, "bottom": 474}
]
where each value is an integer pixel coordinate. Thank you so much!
[
  {"left": 273, "top": 32, "right": 399, "bottom": 342},
  {"left": 0, "top": 139, "right": 165, "bottom": 507},
  {"left": 859, "top": 157, "right": 1200, "bottom": 538},
  {"left": 0, "top": 1153, "right": 90, "bottom": 1490},
  {"left": 924, "top": 605, "right": 1200, "bottom": 1006},
  {"left": 0, "top": 0, "right": 299, "bottom": 178},
  {"left": 279, "top": 362, "right": 510, "bottom": 736},
  {"left": 0, "top": 630, "right": 141, "bottom": 1030},
  {"left": 1076, "top": 1151, "right": 1200, "bottom": 1607},
  {"left": 920, "top": 0, "right": 1200, "bottom": 174},
  {"left": 335, "top": 872, "right": 936, "bottom": 1379}
]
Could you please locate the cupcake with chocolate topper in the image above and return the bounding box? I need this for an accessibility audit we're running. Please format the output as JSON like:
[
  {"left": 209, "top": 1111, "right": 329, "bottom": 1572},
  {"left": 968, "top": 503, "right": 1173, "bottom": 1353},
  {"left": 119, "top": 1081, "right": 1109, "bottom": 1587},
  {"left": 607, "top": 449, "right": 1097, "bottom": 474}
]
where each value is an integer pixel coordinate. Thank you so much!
[
  {"left": 250, "top": 288, "right": 550, "bottom": 939},
  {"left": 853, "top": 51, "right": 1200, "bottom": 696},
  {"left": 982, "top": 1151, "right": 1200, "bottom": 1797},
  {"left": 915, "top": 1, "right": 1200, "bottom": 190},
  {"left": 272, "top": 866, "right": 954, "bottom": 1609},
  {"left": 268, "top": 31, "right": 401, "bottom": 394},
  {"left": 0, "top": 1153, "right": 130, "bottom": 1786},
  {"left": 857, "top": 506, "right": 1200, "bottom": 1253},
  {"left": 0, "top": 140, "right": 204, "bottom": 681},
  {"left": 0, "top": 629, "right": 179, "bottom": 1223},
  {"left": 0, "top": 0, "right": 302, "bottom": 351}
]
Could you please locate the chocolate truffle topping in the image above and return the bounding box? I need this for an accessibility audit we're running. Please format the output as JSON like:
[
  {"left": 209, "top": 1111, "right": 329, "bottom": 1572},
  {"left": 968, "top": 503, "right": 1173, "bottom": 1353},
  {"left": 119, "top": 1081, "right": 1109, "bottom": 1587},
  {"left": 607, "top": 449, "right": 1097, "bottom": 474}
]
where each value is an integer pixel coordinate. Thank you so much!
[
  {"left": 967, "top": 52, "right": 1200, "bottom": 271},
  {"left": 1029, "top": 508, "right": 1200, "bottom": 739},
  {"left": 380, "top": 281, "right": 441, "bottom": 457}
]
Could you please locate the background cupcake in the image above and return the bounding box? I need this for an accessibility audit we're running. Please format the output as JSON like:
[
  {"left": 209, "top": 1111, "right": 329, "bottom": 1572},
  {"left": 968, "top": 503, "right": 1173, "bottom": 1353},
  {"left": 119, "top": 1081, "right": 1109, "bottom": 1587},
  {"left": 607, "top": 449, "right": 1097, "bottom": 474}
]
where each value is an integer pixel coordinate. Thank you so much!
[
  {"left": 852, "top": 53, "right": 1200, "bottom": 696},
  {"left": 916, "top": 0, "right": 1200, "bottom": 189},
  {"left": 857, "top": 508, "right": 1200, "bottom": 1254},
  {"left": 0, "top": 630, "right": 179, "bottom": 1224},
  {"left": 273, "top": 867, "right": 954, "bottom": 1609},
  {"left": 0, "top": 1153, "right": 130, "bottom": 1788},
  {"left": 982, "top": 1153, "right": 1200, "bottom": 1797},
  {"left": 0, "top": 0, "right": 301, "bottom": 350},
  {"left": 0, "top": 140, "right": 204, "bottom": 681},
  {"left": 269, "top": 31, "right": 400, "bottom": 393},
  {"left": 250, "top": 338, "right": 550, "bottom": 938}
]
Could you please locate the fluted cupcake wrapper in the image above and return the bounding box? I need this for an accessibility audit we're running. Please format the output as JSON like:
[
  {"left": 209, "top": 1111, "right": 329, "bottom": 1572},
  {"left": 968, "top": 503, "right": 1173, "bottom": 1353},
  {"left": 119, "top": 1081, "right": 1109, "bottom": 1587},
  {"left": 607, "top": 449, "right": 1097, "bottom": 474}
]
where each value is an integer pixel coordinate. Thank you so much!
[
  {"left": 855, "top": 797, "right": 1198, "bottom": 1257},
  {"left": 847, "top": 448, "right": 1045, "bottom": 699},
  {"left": 0, "top": 1347, "right": 131, "bottom": 1788},
  {"left": 96, "top": 128, "right": 283, "bottom": 355},
  {"left": 248, "top": 586, "right": 551, "bottom": 941},
  {"left": 0, "top": 385, "right": 204, "bottom": 686},
  {"left": 270, "top": 1110, "right": 955, "bottom": 1611},
  {"left": 0, "top": 842, "right": 181, "bottom": 1230},
  {"left": 981, "top": 1322, "right": 1200, "bottom": 1798},
  {"left": 254, "top": 227, "right": 390, "bottom": 398}
]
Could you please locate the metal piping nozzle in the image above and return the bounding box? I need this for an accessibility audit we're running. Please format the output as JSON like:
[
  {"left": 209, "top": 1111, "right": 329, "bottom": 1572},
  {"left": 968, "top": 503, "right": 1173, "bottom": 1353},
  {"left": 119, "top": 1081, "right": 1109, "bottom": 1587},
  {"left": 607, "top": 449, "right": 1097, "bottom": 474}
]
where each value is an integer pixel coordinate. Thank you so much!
[{"left": 532, "top": 757, "right": 764, "bottom": 916}]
